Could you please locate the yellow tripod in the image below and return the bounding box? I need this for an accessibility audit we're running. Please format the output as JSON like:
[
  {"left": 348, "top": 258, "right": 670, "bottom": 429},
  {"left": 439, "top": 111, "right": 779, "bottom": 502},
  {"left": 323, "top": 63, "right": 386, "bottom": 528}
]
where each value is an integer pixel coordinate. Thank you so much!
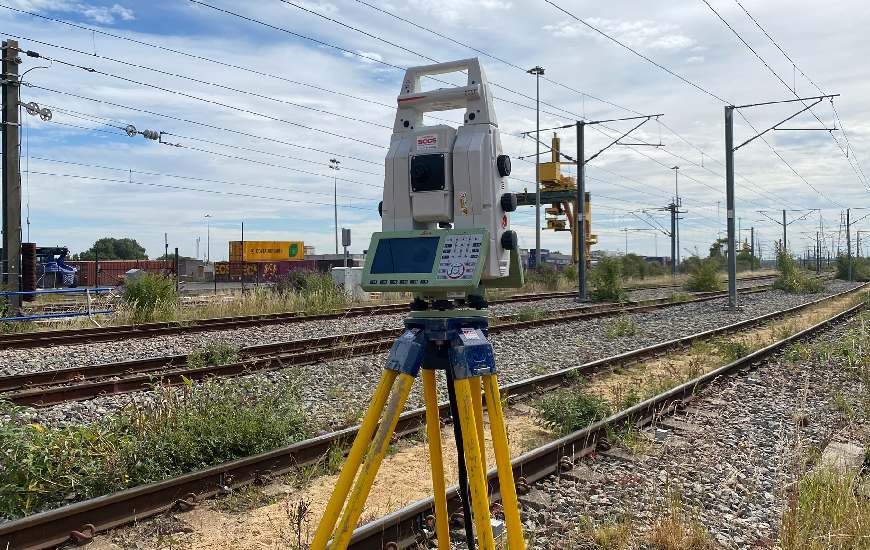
[{"left": 310, "top": 314, "right": 525, "bottom": 550}]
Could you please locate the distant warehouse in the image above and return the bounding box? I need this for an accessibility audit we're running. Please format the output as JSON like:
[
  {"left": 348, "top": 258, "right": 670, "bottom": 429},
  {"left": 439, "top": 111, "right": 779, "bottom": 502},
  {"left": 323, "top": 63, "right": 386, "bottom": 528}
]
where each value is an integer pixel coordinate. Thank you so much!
[{"left": 228, "top": 240, "right": 304, "bottom": 262}]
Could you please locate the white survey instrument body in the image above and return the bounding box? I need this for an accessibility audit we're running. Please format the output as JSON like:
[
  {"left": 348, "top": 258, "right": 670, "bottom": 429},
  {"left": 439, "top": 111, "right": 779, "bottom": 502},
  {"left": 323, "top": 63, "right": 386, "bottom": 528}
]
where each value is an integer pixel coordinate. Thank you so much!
[{"left": 380, "top": 58, "right": 516, "bottom": 281}]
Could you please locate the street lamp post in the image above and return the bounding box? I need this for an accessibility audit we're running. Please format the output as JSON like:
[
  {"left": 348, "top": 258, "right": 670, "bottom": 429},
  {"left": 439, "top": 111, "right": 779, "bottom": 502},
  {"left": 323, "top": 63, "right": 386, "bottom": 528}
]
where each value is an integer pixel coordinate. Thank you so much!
[
  {"left": 329, "top": 158, "right": 341, "bottom": 255},
  {"left": 527, "top": 65, "right": 544, "bottom": 269}
]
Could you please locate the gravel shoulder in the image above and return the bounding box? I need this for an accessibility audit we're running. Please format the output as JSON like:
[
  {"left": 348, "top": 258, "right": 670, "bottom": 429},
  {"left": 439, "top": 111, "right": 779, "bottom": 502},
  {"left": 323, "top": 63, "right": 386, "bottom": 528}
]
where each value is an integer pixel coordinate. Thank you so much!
[
  {"left": 27, "top": 280, "right": 859, "bottom": 429},
  {"left": 520, "top": 312, "right": 870, "bottom": 549}
]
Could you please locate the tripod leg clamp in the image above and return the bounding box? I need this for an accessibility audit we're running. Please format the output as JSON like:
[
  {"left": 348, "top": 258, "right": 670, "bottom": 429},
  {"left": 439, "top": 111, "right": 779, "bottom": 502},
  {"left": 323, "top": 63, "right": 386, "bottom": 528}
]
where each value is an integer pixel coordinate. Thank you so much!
[
  {"left": 384, "top": 328, "right": 427, "bottom": 376},
  {"left": 449, "top": 327, "right": 496, "bottom": 379}
]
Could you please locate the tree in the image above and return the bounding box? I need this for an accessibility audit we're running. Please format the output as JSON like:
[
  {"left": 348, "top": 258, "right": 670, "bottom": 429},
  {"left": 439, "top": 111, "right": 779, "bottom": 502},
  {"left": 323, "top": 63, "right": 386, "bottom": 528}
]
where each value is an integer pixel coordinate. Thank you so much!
[{"left": 74, "top": 238, "right": 147, "bottom": 260}]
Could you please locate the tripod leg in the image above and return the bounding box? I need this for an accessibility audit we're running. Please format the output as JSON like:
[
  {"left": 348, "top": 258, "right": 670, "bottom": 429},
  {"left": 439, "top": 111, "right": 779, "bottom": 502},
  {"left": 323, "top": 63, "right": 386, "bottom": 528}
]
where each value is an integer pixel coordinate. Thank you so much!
[
  {"left": 331, "top": 373, "right": 415, "bottom": 549},
  {"left": 483, "top": 374, "right": 526, "bottom": 550},
  {"left": 454, "top": 378, "right": 497, "bottom": 550},
  {"left": 422, "top": 369, "right": 451, "bottom": 550},
  {"left": 469, "top": 375, "right": 487, "bottom": 475},
  {"left": 446, "top": 368, "right": 476, "bottom": 550},
  {"left": 310, "top": 370, "right": 398, "bottom": 549}
]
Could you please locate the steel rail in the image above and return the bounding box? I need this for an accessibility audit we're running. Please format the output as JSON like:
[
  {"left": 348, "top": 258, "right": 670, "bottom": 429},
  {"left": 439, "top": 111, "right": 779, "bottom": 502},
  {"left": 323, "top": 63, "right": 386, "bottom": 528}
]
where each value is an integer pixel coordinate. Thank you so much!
[
  {"left": 0, "top": 282, "right": 860, "bottom": 550},
  {"left": 347, "top": 288, "right": 868, "bottom": 549},
  {"left": 0, "top": 274, "right": 778, "bottom": 350},
  {"left": 1, "top": 285, "right": 773, "bottom": 405}
]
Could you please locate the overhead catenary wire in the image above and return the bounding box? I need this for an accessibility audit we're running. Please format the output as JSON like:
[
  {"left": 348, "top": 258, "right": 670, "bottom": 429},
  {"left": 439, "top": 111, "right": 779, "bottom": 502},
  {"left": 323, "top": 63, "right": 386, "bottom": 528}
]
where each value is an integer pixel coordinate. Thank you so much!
[
  {"left": 732, "top": 0, "right": 868, "bottom": 186},
  {"left": 44, "top": 105, "right": 383, "bottom": 176},
  {"left": 36, "top": 114, "right": 383, "bottom": 190},
  {"left": 699, "top": 0, "right": 866, "bottom": 193},
  {"left": 23, "top": 84, "right": 382, "bottom": 166},
  {"left": 542, "top": 0, "right": 846, "bottom": 209},
  {"left": 7, "top": 1, "right": 796, "bottom": 215},
  {"left": 16, "top": 47, "right": 387, "bottom": 149},
  {"left": 29, "top": 155, "right": 377, "bottom": 202},
  {"left": 22, "top": 169, "right": 372, "bottom": 209}
]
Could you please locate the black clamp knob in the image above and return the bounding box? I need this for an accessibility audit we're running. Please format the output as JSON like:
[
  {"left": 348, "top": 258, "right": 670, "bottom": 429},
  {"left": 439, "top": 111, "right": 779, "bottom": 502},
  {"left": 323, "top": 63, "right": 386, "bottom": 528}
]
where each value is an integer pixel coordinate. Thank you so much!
[
  {"left": 500, "top": 193, "right": 517, "bottom": 212},
  {"left": 501, "top": 230, "right": 518, "bottom": 251},
  {"left": 497, "top": 154, "right": 511, "bottom": 177},
  {"left": 378, "top": 201, "right": 383, "bottom": 218}
]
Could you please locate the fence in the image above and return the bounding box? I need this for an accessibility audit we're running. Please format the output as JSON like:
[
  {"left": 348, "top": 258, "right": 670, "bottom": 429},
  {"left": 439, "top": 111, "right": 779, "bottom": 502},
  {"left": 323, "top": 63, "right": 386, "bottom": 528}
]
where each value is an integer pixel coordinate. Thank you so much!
[{"left": 65, "top": 260, "right": 176, "bottom": 287}]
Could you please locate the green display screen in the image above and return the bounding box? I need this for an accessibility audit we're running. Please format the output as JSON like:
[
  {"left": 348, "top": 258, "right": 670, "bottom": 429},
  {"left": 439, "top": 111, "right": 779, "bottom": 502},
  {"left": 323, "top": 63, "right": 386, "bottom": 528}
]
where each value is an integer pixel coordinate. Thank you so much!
[{"left": 370, "top": 236, "right": 440, "bottom": 274}]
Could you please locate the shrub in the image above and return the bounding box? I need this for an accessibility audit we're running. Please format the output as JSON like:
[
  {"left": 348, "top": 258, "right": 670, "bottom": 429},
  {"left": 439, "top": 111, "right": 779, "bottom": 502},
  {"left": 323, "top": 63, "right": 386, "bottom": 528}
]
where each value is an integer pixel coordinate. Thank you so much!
[
  {"left": 0, "top": 378, "right": 308, "bottom": 519},
  {"left": 589, "top": 257, "right": 627, "bottom": 302},
  {"left": 562, "top": 264, "right": 578, "bottom": 281},
  {"left": 536, "top": 389, "right": 612, "bottom": 434},
  {"left": 835, "top": 255, "right": 870, "bottom": 281},
  {"left": 526, "top": 264, "right": 562, "bottom": 290},
  {"left": 122, "top": 273, "right": 177, "bottom": 321},
  {"left": 775, "top": 249, "right": 824, "bottom": 294},
  {"left": 683, "top": 259, "right": 722, "bottom": 292}
]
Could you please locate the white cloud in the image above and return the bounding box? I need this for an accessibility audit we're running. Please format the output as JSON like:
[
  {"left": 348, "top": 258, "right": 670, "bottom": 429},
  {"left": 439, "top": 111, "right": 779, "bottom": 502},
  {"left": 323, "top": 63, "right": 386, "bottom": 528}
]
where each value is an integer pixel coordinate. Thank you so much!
[
  {"left": 544, "top": 17, "right": 696, "bottom": 52},
  {"left": 6, "top": 1, "right": 134, "bottom": 23}
]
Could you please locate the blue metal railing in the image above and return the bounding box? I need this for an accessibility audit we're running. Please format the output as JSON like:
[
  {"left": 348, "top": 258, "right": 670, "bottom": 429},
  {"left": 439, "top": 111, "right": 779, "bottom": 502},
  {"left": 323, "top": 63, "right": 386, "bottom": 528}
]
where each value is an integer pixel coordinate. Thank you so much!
[{"left": 0, "top": 287, "right": 115, "bottom": 322}]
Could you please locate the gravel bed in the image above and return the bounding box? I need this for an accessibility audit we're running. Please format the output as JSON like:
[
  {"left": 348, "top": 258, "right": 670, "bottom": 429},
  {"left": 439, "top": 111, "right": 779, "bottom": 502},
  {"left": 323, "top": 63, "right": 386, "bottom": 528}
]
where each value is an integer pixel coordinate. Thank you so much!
[
  {"left": 0, "top": 278, "right": 770, "bottom": 377},
  {"left": 518, "top": 313, "right": 869, "bottom": 550},
  {"left": 26, "top": 280, "right": 859, "bottom": 428}
]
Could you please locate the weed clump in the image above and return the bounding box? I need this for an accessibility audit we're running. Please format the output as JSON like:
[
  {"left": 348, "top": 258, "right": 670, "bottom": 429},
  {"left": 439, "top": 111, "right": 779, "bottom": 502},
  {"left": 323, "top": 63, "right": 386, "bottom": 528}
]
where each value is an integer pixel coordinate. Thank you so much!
[
  {"left": 589, "top": 257, "right": 627, "bottom": 302},
  {"left": 0, "top": 378, "right": 308, "bottom": 519},
  {"left": 274, "top": 270, "right": 349, "bottom": 313},
  {"left": 647, "top": 493, "right": 713, "bottom": 549},
  {"left": 606, "top": 316, "right": 638, "bottom": 340},
  {"left": 683, "top": 259, "right": 722, "bottom": 292},
  {"left": 122, "top": 273, "right": 177, "bottom": 322},
  {"left": 186, "top": 340, "right": 241, "bottom": 369},
  {"left": 536, "top": 388, "right": 612, "bottom": 434},
  {"left": 780, "top": 468, "right": 870, "bottom": 550},
  {"left": 774, "top": 248, "right": 824, "bottom": 294}
]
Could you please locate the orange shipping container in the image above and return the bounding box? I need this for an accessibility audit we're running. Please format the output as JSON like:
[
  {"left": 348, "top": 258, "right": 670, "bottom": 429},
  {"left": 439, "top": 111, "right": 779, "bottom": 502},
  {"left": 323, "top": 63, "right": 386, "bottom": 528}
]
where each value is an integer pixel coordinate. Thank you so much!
[{"left": 228, "top": 241, "right": 304, "bottom": 262}]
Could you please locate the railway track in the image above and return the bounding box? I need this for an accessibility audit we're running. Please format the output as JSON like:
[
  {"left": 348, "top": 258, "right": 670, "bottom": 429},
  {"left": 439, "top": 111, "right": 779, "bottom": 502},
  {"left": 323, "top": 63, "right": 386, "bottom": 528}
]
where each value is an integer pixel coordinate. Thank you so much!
[
  {"left": 0, "top": 274, "right": 779, "bottom": 350},
  {"left": 0, "top": 282, "right": 861, "bottom": 550},
  {"left": 0, "top": 285, "right": 773, "bottom": 406}
]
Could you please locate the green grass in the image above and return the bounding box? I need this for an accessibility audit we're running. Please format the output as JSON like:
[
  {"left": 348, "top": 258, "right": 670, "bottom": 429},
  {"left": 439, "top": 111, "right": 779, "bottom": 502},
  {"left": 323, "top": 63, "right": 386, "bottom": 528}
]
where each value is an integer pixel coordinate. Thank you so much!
[
  {"left": 715, "top": 339, "right": 750, "bottom": 361},
  {"left": 122, "top": 273, "right": 178, "bottom": 322},
  {"left": 514, "top": 306, "right": 546, "bottom": 322},
  {"left": 0, "top": 377, "right": 308, "bottom": 519},
  {"left": 186, "top": 340, "right": 241, "bottom": 369},
  {"left": 536, "top": 389, "right": 612, "bottom": 435},
  {"left": 606, "top": 316, "right": 638, "bottom": 340},
  {"left": 780, "top": 469, "right": 870, "bottom": 550}
]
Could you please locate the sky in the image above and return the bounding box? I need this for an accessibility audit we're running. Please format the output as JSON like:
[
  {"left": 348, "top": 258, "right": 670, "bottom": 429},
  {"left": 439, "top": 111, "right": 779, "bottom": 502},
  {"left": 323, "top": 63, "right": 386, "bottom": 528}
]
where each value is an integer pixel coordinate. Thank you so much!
[{"left": 1, "top": 0, "right": 868, "bottom": 261}]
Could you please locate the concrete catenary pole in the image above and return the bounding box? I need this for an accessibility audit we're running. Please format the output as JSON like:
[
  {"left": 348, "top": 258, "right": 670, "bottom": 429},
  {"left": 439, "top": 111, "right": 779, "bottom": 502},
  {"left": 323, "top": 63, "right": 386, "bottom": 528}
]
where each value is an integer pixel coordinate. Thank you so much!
[
  {"left": 1, "top": 40, "right": 21, "bottom": 310},
  {"left": 576, "top": 120, "right": 587, "bottom": 301},
  {"left": 724, "top": 106, "right": 737, "bottom": 308}
]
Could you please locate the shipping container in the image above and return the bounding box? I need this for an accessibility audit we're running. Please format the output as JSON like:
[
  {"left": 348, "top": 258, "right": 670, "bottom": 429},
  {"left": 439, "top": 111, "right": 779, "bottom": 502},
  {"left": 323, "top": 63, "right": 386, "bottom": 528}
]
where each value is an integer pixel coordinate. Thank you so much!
[{"left": 228, "top": 241, "right": 304, "bottom": 262}]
